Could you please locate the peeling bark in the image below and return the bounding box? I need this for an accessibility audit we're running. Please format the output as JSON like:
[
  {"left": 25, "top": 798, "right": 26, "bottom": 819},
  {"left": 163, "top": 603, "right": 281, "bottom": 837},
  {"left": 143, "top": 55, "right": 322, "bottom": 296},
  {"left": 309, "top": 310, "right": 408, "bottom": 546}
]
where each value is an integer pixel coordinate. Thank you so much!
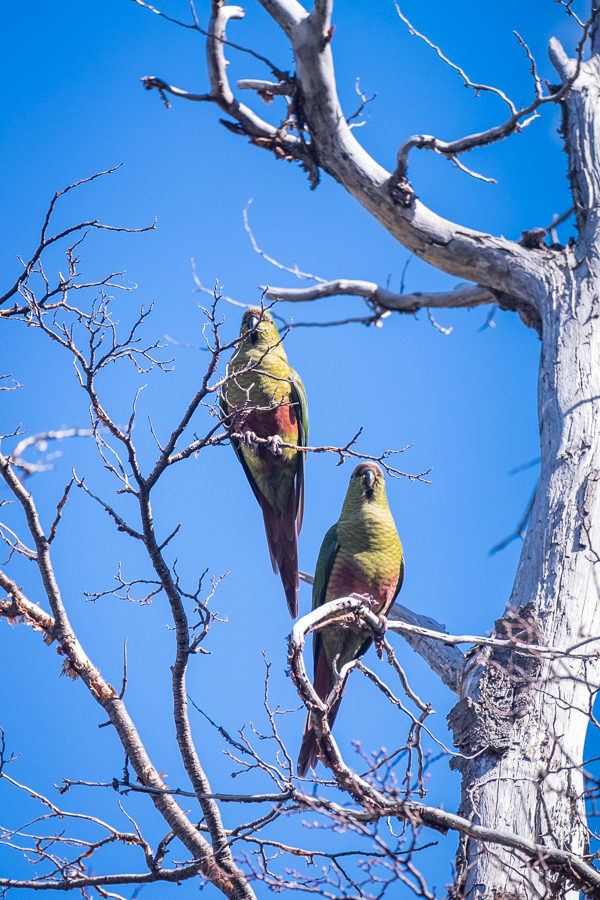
[
  {"left": 450, "top": 271, "right": 600, "bottom": 897},
  {"left": 111, "top": 0, "right": 600, "bottom": 895},
  {"left": 204, "top": 5, "right": 600, "bottom": 894},
  {"left": 244, "top": 10, "right": 600, "bottom": 898}
]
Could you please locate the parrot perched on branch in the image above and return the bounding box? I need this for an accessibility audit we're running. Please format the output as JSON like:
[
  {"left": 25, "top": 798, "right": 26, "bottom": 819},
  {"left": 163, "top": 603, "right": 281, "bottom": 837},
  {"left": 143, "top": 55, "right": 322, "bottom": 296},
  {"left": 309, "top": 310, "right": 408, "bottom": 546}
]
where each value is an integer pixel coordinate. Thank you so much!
[
  {"left": 297, "top": 462, "right": 404, "bottom": 776},
  {"left": 221, "top": 307, "right": 308, "bottom": 618}
]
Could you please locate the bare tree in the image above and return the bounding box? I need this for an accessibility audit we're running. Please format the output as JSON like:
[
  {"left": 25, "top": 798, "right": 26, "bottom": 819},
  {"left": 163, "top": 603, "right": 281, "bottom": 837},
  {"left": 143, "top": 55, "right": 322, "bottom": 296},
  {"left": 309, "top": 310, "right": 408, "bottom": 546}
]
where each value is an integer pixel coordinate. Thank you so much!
[
  {"left": 3, "top": 2, "right": 600, "bottom": 899},
  {"left": 138, "top": 1, "right": 600, "bottom": 898}
]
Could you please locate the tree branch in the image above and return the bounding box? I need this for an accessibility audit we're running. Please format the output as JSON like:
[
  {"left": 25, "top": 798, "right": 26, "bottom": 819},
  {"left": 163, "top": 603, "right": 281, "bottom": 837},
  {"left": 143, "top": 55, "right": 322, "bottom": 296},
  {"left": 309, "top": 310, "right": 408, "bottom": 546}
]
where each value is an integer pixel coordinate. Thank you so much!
[
  {"left": 393, "top": 5, "right": 599, "bottom": 178},
  {"left": 387, "top": 604, "right": 464, "bottom": 693},
  {"left": 0, "top": 169, "right": 154, "bottom": 316},
  {"left": 170, "top": 2, "right": 556, "bottom": 305},
  {"left": 204, "top": 1, "right": 307, "bottom": 164},
  {"left": 0, "top": 862, "right": 204, "bottom": 892},
  {"left": 297, "top": 572, "right": 464, "bottom": 691},
  {"left": 308, "top": 0, "right": 333, "bottom": 35},
  {"left": 257, "top": 0, "right": 307, "bottom": 36},
  {"left": 287, "top": 596, "right": 600, "bottom": 898},
  {"left": 0, "top": 453, "right": 254, "bottom": 899},
  {"left": 265, "top": 279, "right": 495, "bottom": 312}
]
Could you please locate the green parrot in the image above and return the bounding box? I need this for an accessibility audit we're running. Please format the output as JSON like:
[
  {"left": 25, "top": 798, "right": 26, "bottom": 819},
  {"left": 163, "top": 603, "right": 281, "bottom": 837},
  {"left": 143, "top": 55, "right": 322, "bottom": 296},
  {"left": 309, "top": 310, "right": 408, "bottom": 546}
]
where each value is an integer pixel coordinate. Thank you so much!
[
  {"left": 297, "top": 461, "right": 404, "bottom": 776},
  {"left": 221, "top": 307, "right": 308, "bottom": 618}
]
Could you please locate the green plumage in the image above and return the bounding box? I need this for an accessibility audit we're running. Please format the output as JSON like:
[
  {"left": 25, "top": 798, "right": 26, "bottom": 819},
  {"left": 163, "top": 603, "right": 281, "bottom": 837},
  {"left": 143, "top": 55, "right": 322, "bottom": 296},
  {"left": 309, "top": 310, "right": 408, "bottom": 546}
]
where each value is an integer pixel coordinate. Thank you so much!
[
  {"left": 221, "top": 307, "right": 308, "bottom": 617},
  {"left": 298, "top": 462, "right": 404, "bottom": 775}
]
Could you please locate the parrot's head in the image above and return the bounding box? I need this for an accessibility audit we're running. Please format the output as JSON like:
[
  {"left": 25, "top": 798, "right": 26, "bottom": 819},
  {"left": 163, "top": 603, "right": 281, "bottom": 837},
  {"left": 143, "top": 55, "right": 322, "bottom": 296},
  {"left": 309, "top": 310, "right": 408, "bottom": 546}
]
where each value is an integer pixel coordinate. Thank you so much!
[
  {"left": 348, "top": 462, "right": 386, "bottom": 503},
  {"left": 239, "top": 307, "right": 280, "bottom": 348}
]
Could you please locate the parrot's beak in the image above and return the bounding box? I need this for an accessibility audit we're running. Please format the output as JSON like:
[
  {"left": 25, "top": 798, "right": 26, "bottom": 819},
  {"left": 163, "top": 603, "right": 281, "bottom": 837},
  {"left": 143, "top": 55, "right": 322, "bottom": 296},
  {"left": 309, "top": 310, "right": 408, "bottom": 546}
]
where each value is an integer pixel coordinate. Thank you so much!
[
  {"left": 364, "top": 469, "right": 376, "bottom": 490},
  {"left": 248, "top": 315, "right": 259, "bottom": 331}
]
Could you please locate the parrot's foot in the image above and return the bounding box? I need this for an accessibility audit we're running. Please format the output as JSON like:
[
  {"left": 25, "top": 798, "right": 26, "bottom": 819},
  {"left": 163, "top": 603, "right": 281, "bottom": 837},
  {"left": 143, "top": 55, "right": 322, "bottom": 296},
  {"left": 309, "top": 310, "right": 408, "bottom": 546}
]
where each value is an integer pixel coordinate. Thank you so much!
[
  {"left": 266, "top": 435, "right": 284, "bottom": 456},
  {"left": 241, "top": 430, "right": 258, "bottom": 447}
]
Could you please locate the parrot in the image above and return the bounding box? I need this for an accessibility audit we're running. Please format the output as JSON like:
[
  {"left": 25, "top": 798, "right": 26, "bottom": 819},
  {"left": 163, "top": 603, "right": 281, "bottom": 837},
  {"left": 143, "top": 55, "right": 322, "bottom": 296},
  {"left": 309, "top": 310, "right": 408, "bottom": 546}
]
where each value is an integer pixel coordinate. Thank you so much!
[
  {"left": 221, "top": 306, "right": 308, "bottom": 618},
  {"left": 297, "top": 461, "right": 404, "bottom": 776}
]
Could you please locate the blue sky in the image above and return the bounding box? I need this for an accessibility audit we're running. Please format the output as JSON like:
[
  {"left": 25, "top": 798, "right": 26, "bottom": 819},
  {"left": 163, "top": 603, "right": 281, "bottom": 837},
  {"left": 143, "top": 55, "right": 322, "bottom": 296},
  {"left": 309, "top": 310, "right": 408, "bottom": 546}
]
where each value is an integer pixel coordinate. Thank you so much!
[{"left": 0, "top": 1, "right": 590, "bottom": 896}]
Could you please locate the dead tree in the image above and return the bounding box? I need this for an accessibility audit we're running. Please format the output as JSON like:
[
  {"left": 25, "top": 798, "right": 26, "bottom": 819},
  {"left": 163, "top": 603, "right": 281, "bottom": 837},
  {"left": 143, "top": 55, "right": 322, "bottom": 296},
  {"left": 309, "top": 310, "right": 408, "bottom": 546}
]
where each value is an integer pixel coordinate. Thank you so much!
[
  {"left": 135, "top": 1, "right": 600, "bottom": 898},
  {"left": 4, "top": 4, "right": 600, "bottom": 899}
]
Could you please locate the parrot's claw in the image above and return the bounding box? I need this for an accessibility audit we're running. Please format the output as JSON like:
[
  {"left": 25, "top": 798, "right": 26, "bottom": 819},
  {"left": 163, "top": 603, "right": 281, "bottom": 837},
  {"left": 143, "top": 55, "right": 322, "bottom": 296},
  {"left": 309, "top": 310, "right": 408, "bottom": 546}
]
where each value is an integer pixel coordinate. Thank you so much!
[
  {"left": 375, "top": 613, "right": 388, "bottom": 635},
  {"left": 266, "top": 435, "right": 284, "bottom": 456},
  {"left": 373, "top": 615, "right": 388, "bottom": 659},
  {"left": 241, "top": 430, "right": 258, "bottom": 447}
]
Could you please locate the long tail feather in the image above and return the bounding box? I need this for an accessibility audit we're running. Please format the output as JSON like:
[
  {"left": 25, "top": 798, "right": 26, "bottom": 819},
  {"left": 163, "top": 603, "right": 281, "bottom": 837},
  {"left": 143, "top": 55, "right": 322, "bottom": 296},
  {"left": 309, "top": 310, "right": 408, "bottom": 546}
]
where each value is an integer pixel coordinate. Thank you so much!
[
  {"left": 297, "top": 716, "right": 319, "bottom": 777},
  {"left": 297, "top": 647, "right": 346, "bottom": 775},
  {"left": 297, "top": 693, "right": 344, "bottom": 777},
  {"left": 259, "top": 490, "right": 299, "bottom": 618}
]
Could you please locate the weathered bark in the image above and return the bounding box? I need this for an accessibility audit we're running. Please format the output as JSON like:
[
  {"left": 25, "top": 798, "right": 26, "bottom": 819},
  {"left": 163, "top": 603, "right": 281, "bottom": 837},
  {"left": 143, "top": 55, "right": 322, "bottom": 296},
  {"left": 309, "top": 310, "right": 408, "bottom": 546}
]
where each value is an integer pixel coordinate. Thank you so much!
[
  {"left": 289, "top": 11, "right": 545, "bottom": 310},
  {"left": 262, "top": 15, "right": 600, "bottom": 899},
  {"left": 242, "top": 10, "right": 600, "bottom": 896},
  {"left": 449, "top": 51, "right": 600, "bottom": 900},
  {"left": 140, "top": 2, "right": 600, "bottom": 895}
]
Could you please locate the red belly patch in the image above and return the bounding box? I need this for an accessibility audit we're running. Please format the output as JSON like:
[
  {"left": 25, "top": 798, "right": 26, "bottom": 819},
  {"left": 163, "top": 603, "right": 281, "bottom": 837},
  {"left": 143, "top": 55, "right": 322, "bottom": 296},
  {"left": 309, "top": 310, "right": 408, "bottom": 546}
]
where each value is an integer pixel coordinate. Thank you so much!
[
  {"left": 241, "top": 403, "right": 298, "bottom": 442},
  {"left": 327, "top": 563, "right": 398, "bottom": 613}
]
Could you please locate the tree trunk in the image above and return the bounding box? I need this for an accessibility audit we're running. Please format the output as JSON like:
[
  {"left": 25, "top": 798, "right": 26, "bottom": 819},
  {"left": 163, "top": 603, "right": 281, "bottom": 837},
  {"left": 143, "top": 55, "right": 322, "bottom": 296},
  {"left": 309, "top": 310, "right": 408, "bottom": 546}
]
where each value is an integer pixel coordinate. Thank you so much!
[
  {"left": 191, "top": 4, "right": 600, "bottom": 894},
  {"left": 450, "top": 53, "right": 600, "bottom": 898}
]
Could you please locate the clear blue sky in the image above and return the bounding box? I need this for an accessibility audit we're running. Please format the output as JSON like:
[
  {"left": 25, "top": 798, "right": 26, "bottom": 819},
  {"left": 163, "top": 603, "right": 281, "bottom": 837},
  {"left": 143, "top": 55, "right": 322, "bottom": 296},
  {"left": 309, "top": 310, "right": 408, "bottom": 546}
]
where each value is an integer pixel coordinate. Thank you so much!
[{"left": 0, "top": 1, "right": 589, "bottom": 896}]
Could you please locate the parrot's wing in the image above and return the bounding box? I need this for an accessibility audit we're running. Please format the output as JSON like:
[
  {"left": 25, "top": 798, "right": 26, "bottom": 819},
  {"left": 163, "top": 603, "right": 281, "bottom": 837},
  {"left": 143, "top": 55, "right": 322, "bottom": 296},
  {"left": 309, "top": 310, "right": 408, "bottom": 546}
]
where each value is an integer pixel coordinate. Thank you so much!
[
  {"left": 218, "top": 385, "right": 229, "bottom": 424},
  {"left": 312, "top": 524, "right": 338, "bottom": 610},
  {"left": 289, "top": 366, "right": 309, "bottom": 533},
  {"left": 312, "top": 523, "right": 340, "bottom": 666},
  {"left": 393, "top": 556, "right": 405, "bottom": 601},
  {"left": 219, "top": 386, "right": 264, "bottom": 506},
  {"left": 378, "top": 551, "right": 404, "bottom": 626}
]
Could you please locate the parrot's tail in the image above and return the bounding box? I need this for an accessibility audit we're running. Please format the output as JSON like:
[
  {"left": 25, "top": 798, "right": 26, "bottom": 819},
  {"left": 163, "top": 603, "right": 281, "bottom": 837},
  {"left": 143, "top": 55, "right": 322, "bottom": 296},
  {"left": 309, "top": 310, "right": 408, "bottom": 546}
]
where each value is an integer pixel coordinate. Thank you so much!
[
  {"left": 297, "top": 718, "right": 318, "bottom": 777},
  {"left": 260, "top": 491, "right": 299, "bottom": 618},
  {"left": 296, "top": 699, "right": 341, "bottom": 777},
  {"left": 297, "top": 646, "right": 345, "bottom": 777}
]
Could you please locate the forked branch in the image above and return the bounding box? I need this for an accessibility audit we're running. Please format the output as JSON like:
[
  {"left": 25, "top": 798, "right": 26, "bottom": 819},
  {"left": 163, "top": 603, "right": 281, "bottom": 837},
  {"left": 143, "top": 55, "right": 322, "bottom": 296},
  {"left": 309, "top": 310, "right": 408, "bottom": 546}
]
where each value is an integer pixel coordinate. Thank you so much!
[
  {"left": 287, "top": 595, "right": 600, "bottom": 898},
  {"left": 138, "top": 0, "right": 560, "bottom": 306}
]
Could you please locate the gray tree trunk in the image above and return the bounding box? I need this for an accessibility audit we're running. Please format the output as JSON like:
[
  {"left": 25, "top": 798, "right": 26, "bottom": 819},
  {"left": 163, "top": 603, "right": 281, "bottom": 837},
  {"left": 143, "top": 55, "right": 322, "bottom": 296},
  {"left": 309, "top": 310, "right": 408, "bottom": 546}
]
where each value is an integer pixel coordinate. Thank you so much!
[
  {"left": 181, "top": 2, "right": 600, "bottom": 895},
  {"left": 449, "top": 51, "right": 600, "bottom": 900}
]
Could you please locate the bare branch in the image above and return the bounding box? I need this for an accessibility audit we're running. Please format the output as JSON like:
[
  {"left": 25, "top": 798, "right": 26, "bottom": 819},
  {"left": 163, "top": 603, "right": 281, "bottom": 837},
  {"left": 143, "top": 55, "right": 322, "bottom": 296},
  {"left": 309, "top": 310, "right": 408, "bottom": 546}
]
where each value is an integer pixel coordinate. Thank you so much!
[
  {"left": 141, "top": 75, "right": 212, "bottom": 106},
  {"left": 237, "top": 79, "right": 293, "bottom": 96},
  {"left": 393, "top": 7, "right": 600, "bottom": 176},
  {"left": 346, "top": 77, "right": 376, "bottom": 128},
  {"left": 265, "top": 278, "right": 495, "bottom": 312},
  {"left": 226, "top": 428, "right": 431, "bottom": 482},
  {"left": 387, "top": 604, "right": 464, "bottom": 693},
  {"left": 0, "top": 451, "right": 253, "bottom": 898},
  {"left": 0, "top": 169, "right": 154, "bottom": 315},
  {"left": 244, "top": 203, "right": 326, "bottom": 282},
  {"left": 0, "top": 375, "right": 22, "bottom": 392},
  {"left": 393, "top": 3, "right": 518, "bottom": 116},
  {"left": 0, "top": 863, "right": 204, "bottom": 893},
  {"left": 293, "top": 577, "right": 465, "bottom": 692},
  {"left": 169, "top": 0, "right": 555, "bottom": 298},
  {"left": 204, "top": 1, "right": 305, "bottom": 161},
  {"left": 286, "top": 596, "right": 600, "bottom": 898},
  {"left": 74, "top": 476, "right": 144, "bottom": 541},
  {"left": 60, "top": 777, "right": 290, "bottom": 804},
  {"left": 263, "top": 273, "right": 541, "bottom": 333},
  {"left": 9, "top": 429, "right": 93, "bottom": 477}
]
